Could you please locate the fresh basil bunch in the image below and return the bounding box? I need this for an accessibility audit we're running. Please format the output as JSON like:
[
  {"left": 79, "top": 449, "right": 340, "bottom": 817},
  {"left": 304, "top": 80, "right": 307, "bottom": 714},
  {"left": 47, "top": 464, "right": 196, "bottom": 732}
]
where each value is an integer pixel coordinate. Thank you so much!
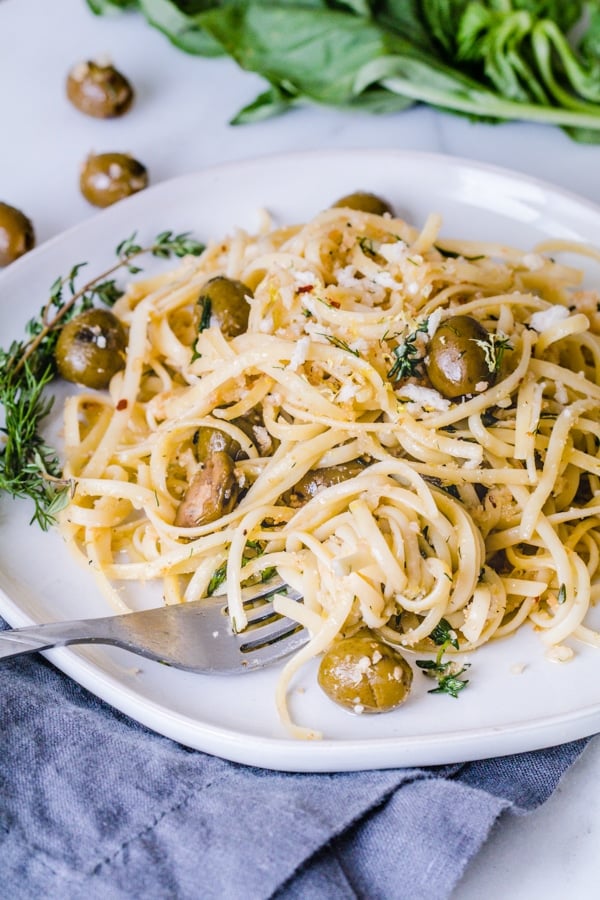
[{"left": 88, "top": 0, "right": 600, "bottom": 139}]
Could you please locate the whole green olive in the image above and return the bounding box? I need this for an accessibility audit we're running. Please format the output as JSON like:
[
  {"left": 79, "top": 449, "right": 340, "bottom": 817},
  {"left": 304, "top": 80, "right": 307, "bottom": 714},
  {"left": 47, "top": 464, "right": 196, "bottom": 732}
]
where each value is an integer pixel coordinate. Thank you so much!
[
  {"left": 175, "top": 450, "right": 239, "bottom": 527},
  {"left": 197, "top": 276, "right": 252, "bottom": 338},
  {"left": 66, "top": 60, "right": 134, "bottom": 119},
  {"left": 0, "top": 202, "right": 35, "bottom": 266},
  {"left": 55, "top": 308, "right": 127, "bottom": 389},
  {"left": 80, "top": 152, "right": 148, "bottom": 208},
  {"left": 318, "top": 630, "right": 413, "bottom": 713},
  {"left": 292, "top": 461, "right": 365, "bottom": 502},
  {"left": 426, "top": 315, "right": 494, "bottom": 399},
  {"left": 332, "top": 191, "right": 394, "bottom": 216}
]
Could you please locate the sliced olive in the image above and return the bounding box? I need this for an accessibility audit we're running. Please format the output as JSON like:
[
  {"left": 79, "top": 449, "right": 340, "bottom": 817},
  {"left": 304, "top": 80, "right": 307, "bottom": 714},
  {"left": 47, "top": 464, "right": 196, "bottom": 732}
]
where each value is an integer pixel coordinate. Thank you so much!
[
  {"left": 175, "top": 451, "right": 239, "bottom": 527},
  {"left": 55, "top": 308, "right": 127, "bottom": 389},
  {"left": 318, "top": 630, "right": 413, "bottom": 713},
  {"left": 332, "top": 191, "right": 394, "bottom": 216},
  {"left": 80, "top": 152, "right": 148, "bottom": 208},
  {"left": 292, "top": 461, "right": 365, "bottom": 501},
  {"left": 0, "top": 202, "right": 35, "bottom": 266},
  {"left": 66, "top": 60, "right": 134, "bottom": 119},
  {"left": 426, "top": 315, "right": 494, "bottom": 399}
]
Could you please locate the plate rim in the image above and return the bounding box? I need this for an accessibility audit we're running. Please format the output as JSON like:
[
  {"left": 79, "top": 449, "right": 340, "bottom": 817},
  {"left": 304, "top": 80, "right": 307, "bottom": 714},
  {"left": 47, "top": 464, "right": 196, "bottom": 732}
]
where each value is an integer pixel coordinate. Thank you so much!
[{"left": 2, "top": 147, "right": 600, "bottom": 771}]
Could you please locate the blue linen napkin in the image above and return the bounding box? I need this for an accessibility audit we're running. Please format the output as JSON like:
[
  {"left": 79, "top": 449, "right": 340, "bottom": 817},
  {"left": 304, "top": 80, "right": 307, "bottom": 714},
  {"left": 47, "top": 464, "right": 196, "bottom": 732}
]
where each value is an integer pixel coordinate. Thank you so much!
[{"left": 0, "top": 638, "right": 590, "bottom": 900}]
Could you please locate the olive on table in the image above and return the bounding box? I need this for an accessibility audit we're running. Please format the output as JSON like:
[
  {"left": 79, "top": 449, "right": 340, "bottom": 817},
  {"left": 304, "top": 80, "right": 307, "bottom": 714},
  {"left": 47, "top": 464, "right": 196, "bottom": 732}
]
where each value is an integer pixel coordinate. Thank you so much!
[
  {"left": 0, "top": 202, "right": 35, "bottom": 266},
  {"left": 80, "top": 152, "right": 148, "bottom": 208},
  {"left": 175, "top": 450, "right": 239, "bottom": 528},
  {"left": 318, "top": 630, "right": 413, "bottom": 713},
  {"left": 331, "top": 191, "right": 394, "bottom": 216},
  {"left": 197, "top": 276, "right": 252, "bottom": 338},
  {"left": 55, "top": 308, "right": 127, "bottom": 389},
  {"left": 426, "top": 315, "right": 494, "bottom": 400},
  {"left": 66, "top": 60, "right": 134, "bottom": 119}
]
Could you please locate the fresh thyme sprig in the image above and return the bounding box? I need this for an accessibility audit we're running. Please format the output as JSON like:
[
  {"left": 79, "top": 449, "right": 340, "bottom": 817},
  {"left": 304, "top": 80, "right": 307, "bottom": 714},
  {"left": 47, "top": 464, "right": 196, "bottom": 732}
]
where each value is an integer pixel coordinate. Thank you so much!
[
  {"left": 0, "top": 359, "right": 72, "bottom": 530},
  {"left": 0, "top": 229, "right": 205, "bottom": 529},
  {"left": 15, "top": 230, "right": 204, "bottom": 377},
  {"left": 416, "top": 617, "right": 471, "bottom": 698},
  {"left": 386, "top": 319, "right": 429, "bottom": 381},
  {"left": 323, "top": 334, "right": 360, "bottom": 357}
]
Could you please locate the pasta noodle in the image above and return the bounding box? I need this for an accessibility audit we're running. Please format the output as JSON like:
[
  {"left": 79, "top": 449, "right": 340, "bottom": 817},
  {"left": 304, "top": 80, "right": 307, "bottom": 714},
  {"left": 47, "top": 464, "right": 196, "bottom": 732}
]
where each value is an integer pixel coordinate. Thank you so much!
[{"left": 58, "top": 201, "right": 600, "bottom": 738}]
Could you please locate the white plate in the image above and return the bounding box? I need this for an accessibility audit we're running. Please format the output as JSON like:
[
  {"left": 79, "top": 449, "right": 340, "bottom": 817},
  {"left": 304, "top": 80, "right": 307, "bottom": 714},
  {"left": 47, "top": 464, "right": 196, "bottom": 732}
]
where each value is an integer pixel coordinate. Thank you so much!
[{"left": 2, "top": 149, "right": 600, "bottom": 772}]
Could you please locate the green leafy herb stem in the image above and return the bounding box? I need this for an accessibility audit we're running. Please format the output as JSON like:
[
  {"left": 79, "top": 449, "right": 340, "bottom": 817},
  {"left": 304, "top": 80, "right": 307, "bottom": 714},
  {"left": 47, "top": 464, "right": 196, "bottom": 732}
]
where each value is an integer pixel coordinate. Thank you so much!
[
  {"left": 0, "top": 229, "right": 205, "bottom": 529},
  {"left": 387, "top": 319, "right": 429, "bottom": 381},
  {"left": 416, "top": 616, "right": 471, "bottom": 698},
  {"left": 88, "top": 0, "right": 600, "bottom": 143}
]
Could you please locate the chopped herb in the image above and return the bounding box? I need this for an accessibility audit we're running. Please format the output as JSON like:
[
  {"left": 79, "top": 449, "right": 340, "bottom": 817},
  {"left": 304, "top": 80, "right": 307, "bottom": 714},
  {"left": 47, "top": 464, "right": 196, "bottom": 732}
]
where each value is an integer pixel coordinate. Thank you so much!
[
  {"left": 358, "top": 236, "right": 377, "bottom": 258},
  {"left": 206, "top": 541, "right": 277, "bottom": 596},
  {"left": 260, "top": 566, "right": 277, "bottom": 582},
  {"left": 386, "top": 319, "right": 429, "bottom": 381},
  {"left": 197, "top": 297, "right": 212, "bottom": 332},
  {"left": 416, "top": 617, "right": 470, "bottom": 698},
  {"left": 190, "top": 295, "right": 213, "bottom": 362},
  {"left": 207, "top": 561, "right": 228, "bottom": 596},
  {"left": 473, "top": 332, "right": 513, "bottom": 375},
  {"left": 481, "top": 408, "right": 500, "bottom": 427},
  {"left": 557, "top": 584, "right": 567, "bottom": 605},
  {"left": 434, "top": 245, "right": 485, "bottom": 261},
  {"left": 429, "top": 617, "right": 459, "bottom": 650},
  {"left": 441, "top": 483, "right": 461, "bottom": 500},
  {"left": 323, "top": 334, "right": 360, "bottom": 357}
]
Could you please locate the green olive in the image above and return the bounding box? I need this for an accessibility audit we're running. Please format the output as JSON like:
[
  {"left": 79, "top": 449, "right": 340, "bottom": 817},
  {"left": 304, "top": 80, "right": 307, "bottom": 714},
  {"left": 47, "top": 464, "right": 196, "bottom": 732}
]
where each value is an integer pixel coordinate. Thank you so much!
[
  {"left": 318, "top": 630, "right": 413, "bottom": 713},
  {"left": 0, "top": 202, "right": 35, "bottom": 266},
  {"left": 197, "top": 276, "right": 252, "bottom": 338},
  {"left": 175, "top": 450, "right": 239, "bottom": 527},
  {"left": 55, "top": 308, "right": 127, "bottom": 389},
  {"left": 332, "top": 191, "right": 394, "bottom": 216},
  {"left": 80, "top": 152, "right": 148, "bottom": 208},
  {"left": 193, "top": 426, "right": 241, "bottom": 462},
  {"left": 66, "top": 60, "right": 134, "bottom": 119},
  {"left": 426, "top": 315, "right": 494, "bottom": 399},
  {"left": 292, "top": 461, "right": 365, "bottom": 501}
]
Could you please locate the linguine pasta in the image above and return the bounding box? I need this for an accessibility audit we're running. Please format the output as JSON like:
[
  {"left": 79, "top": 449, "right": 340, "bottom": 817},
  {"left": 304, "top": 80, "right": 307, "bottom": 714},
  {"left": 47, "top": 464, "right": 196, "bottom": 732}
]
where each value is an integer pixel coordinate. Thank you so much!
[{"left": 58, "top": 202, "right": 600, "bottom": 738}]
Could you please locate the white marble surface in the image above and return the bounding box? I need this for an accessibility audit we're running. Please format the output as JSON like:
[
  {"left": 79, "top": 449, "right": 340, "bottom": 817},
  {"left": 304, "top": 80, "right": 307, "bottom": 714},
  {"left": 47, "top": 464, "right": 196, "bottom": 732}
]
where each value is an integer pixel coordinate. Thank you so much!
[{"left": 2, "top": 0, "right": 600, "bottom": 895}]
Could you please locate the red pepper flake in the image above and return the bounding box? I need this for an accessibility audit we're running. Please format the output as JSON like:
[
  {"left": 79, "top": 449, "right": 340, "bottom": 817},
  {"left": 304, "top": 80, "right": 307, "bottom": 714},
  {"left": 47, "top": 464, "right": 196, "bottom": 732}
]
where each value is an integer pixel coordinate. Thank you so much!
[
  {"left": 296, "top": 284, "right": 314, "bottom": 294},
  {"left": 116, "top": 399, "right": 128, "bottom": 411},
  {"left": 329, "top": 300, "right": 341, "bottom": 308}
]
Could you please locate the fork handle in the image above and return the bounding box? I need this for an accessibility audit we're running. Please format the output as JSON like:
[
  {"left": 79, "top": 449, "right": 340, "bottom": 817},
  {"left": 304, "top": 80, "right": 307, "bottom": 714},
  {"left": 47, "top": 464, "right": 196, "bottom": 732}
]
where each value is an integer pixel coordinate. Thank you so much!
[{"left": 0, "top": 618, "right": 115, "bottom": 660}]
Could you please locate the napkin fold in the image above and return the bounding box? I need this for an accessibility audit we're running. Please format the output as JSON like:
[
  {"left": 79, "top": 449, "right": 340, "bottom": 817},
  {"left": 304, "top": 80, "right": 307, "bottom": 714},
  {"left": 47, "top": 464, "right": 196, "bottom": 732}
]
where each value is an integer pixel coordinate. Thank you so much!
[{"left": 0, "top": 640, "right": 590, "bottom": 900}]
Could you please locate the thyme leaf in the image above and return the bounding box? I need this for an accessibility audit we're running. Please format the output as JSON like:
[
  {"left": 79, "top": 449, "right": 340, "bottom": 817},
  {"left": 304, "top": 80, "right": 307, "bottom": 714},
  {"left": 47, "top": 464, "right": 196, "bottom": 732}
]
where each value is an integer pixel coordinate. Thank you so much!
[
  {"left": 386, "top": 319, "right": 429, "bottom": 381},
  {"left": 323, "top": 334, "right": 360, "bottom": 357},
  {"left": 416, "top": 617, "right": 470, "bottom": 698}
]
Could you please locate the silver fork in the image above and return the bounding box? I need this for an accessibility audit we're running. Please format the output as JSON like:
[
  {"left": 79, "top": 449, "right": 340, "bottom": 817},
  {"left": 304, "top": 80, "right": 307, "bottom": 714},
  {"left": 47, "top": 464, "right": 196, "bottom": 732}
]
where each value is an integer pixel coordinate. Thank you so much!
[{"left": 0, "top": 579, "right": 307, "bottom": 673}]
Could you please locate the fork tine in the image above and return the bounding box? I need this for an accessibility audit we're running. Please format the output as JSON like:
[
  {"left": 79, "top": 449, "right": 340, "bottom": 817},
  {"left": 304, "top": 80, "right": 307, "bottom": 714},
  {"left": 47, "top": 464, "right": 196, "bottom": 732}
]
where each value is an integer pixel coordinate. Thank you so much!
[
  {"left": 243, "top": 605, "right": 282, "bottom": 629},
  {"left": 0, "top": 577, "right": 308, "bottom": 674},
  {"left": 239, "top": 616, "right": 304, "bottom": 647},
  {"left": 230, "top": 580, "right": 308, "bottom": 661},
  {"left": 237, "top": 625, "right": 309, "bottom": 668},
  {"left": 239, "top": 579, "right": 302, "bottom": 605}
]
